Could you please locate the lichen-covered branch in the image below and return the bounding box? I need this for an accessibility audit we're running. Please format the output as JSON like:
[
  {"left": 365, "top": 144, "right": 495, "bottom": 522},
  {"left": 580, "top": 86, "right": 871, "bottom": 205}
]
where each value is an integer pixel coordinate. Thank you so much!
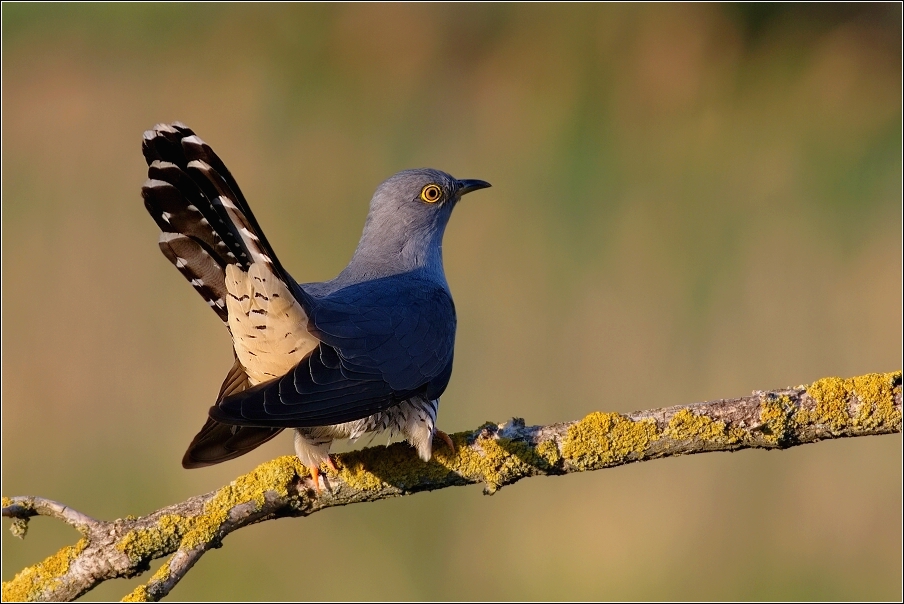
[{"left": 3, "top": 371, "right": 901, "bottom": 602}]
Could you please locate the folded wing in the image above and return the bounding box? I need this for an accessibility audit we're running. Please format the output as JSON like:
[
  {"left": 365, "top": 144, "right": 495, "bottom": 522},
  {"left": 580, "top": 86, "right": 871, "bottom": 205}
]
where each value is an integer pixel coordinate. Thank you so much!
[{"left": 211, "top": 275, "right": 456, "bottom": 427}]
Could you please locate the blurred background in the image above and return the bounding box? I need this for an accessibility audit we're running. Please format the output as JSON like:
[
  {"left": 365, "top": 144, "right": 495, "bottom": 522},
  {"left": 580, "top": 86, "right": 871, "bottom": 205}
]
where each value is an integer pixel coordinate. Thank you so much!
[{"left": 2, "top": 4, "right": 901, "bottom": 600}]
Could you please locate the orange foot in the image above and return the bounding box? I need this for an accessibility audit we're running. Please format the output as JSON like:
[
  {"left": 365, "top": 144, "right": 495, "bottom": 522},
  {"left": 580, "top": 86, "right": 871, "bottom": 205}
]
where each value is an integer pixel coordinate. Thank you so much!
[
  {"left": 435, "top": 429, "right": 456, "bottom": 453},
  {"left": 309, "top": 455, "right": 339, "bottom": 493},
  {"left": 309, "top": 466, "right": 321, "bottom": 492}
]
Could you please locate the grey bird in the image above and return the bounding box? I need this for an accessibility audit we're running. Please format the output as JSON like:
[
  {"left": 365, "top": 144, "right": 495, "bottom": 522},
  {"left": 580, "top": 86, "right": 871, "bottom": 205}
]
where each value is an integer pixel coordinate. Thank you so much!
[{"left": 141, "top": 122, "right": 490, "bottom": 485}]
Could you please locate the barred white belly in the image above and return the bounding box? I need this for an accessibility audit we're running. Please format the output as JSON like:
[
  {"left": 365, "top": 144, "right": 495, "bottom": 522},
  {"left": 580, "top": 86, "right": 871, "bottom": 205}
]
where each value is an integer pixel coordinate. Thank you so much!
[{"left": 292, "top": 396, "right": 440, "bottom": 469}]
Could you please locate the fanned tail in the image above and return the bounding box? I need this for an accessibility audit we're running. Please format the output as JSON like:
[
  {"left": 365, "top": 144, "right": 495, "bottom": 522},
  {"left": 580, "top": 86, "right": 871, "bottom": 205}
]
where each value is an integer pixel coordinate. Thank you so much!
[{"left": 141, "top": 122, "right": 288, "bottom": 467}]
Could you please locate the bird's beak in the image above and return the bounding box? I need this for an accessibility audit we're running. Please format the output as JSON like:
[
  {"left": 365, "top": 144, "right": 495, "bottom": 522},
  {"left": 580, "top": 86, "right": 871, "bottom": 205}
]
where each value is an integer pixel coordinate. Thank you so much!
[{"left": 456, "top": 179, "right": 492, "bottom": 197}]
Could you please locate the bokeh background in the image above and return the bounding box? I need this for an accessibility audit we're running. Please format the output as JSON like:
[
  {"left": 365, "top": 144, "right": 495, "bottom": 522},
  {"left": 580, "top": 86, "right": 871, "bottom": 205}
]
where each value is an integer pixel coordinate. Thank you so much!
[{"left": 2, "top": 4, "right": 901, "bottom": 601}]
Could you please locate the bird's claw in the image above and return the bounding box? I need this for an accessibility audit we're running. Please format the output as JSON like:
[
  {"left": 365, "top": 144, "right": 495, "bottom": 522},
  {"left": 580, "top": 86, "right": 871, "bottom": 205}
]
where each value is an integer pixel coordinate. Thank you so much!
[
  {"left": 308, "top": 456, "right": 339, "bottom": 494},
  {"left": 324, "top": 455, "right": 339, "bottom": 474},
  {"left": 435, "top": 429, "right": 456, "bottom": 453},
  {"left": 309, "top": 466, "right": 322, "bottom": 493}
]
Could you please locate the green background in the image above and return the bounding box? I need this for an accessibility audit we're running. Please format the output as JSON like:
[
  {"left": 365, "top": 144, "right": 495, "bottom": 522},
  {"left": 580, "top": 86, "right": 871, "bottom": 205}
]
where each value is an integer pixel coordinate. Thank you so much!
[{"left": 2, "top": 4, "right": 901, "bottom": 600}]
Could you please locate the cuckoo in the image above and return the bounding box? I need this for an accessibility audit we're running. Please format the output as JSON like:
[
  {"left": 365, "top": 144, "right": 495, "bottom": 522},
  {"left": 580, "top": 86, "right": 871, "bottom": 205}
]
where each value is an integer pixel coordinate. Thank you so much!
[{"left": 141, "top": 123, "right": 489, "bottom": 486}]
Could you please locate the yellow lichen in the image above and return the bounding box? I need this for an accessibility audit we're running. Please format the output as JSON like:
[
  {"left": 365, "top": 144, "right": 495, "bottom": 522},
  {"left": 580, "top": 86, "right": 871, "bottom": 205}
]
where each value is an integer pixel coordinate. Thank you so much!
[
  {"left": 759, "top": 395, "right": 794, "bottom": 444},
  {"left": 181, "top": 455, "right": 301, "bottom": 550},
  {"left": 121, "top": 558, "right": 172, "bottom": 602},
  {"left": 665, "top": 408, "right": 744, "bottom": 444},
  {"left": 2, "top": 538, "right": 88, "bottom": 602},
  {"left": 115, "top": 456, "right": 302, "bottom": 565},
  {"left": 536, "top": 439, "right": 562, "bottom": 467},
  {"left": 10, "top": 517, "right": 29, "bottom": 539},
  {"left": 148, "top": 559, "right": 171, "bottom": 585},
  {"left": 802, "top": 372, "right": 902, "bottom": 433},
  {"left": 446, "top": 433, "right": 540, "bottom": 494},
  {"left": 336, "top": 439, "right": 457, "bottom": 492},
  {"left": 336, "top": 447, "right": 397, "bottom": 491},
  {"left": 121, "top": 584, "right": 150, "bottom": 602},
  {"left": 117, "top": 514, "right": 186, "bottom": 563},
  {"left": 334, "top": 427, "right": 557, "bottom": 495},
  {"left": 2, "top": 496, "right": 12, "bottom": 509},
  {"left": 851, "top": 371, "right": 902, "bottom": 430},
  {"left": 455, "top": 438, "right": 505, "bottom": 493},
  {"left": 336, "top": 428, "right": 535, "bottom": 494},
  {"left": 804, "top": 376, "right": 851, "bottom": 432},
  {"left": 496, "top": 436, "right": 555, "bottom": 472},
  {"left": 561, "top": 412, "right": 659, "bottom": 470}
]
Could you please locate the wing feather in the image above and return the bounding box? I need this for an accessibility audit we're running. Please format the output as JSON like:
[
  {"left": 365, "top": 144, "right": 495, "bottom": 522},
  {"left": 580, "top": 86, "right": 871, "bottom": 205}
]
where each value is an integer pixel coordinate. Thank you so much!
[{"left": 210, "top": 274, "right": 456, "bottom": 427}]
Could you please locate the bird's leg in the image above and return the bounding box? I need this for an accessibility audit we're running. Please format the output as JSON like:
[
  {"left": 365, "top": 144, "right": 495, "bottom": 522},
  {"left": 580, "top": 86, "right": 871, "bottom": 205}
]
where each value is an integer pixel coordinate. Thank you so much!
[
  {"left": 435, "top": 429, "right": 456, "bottom": 453},
  {"left": 324, "top": 454, "right": 339, "bottom": 473},
  {"left": 308, "top": 457, "right": 341, "bottom": 493},
  {"left": 309, "top": 466, "right": 322, "bottom": 493},
  {"left": 294, "top": 429, "right": 336, "bottom": 493},
  {"left": 308, "top": 456, "right": 340, "bottom": 494}
]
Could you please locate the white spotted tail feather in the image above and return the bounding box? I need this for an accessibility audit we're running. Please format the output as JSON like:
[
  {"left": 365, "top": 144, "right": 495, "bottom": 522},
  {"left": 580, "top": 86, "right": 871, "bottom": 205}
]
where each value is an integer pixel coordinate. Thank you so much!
[
  {"left": 141, "top": 123, "right": 287, "bottom": 317},
  {"left": 141, "top": 122, "right": 306, "bottom": 467}
]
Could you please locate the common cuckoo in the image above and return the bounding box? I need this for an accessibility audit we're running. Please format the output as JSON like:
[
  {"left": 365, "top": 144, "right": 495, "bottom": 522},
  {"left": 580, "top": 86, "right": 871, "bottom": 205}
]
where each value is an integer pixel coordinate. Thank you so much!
[{"left": 141, "top": 123, "right": 489, "bottom": 486}]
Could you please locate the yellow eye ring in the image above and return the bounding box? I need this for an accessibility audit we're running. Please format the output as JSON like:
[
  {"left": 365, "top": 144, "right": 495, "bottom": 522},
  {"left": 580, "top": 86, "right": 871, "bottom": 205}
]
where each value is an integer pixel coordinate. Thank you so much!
[{"left": 420, "top": 184, "right": 442, "bottom": 203}]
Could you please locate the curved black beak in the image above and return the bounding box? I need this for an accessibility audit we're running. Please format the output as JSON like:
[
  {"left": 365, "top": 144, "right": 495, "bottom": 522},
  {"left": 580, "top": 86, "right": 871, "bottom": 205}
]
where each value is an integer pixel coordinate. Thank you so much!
[{"left": 456, "top": 179, "right": 492, "bottom": 196}]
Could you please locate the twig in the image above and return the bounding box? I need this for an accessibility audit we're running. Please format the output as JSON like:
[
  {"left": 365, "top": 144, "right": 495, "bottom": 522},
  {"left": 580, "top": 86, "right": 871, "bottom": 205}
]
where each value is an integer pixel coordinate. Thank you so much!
[
  {"left": 3, "top": 371, "right": 901, "bottom": 602},
  {"left": 2, "top": 498, "right": 102, "bottom": 534}
]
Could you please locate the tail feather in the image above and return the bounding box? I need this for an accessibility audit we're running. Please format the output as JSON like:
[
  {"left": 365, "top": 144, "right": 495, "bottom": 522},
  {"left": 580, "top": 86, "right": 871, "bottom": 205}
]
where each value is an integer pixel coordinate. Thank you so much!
[
  {"left": 182, "top": 356, "right": 283, "bottom": 468},
  {"left": 185, "top": 158, "right": 271, "bottom": 266},
  {"left": 145, "top": 160, "right": 235, "bottom": 260},
  {"left": 179, "top": 133, "right": 292, "bottom": 281},
  {"left": 141, "top": 122, "right": 292, "bottom": 319},
  {"left": 143, "top": 125, "right": 250, "bottom": 263},
  {"left": 142, "top": 122, "right": 294, "bottom": 468},
  {"left": 158, "top": 232, "right": 228, "bottom": 321}
]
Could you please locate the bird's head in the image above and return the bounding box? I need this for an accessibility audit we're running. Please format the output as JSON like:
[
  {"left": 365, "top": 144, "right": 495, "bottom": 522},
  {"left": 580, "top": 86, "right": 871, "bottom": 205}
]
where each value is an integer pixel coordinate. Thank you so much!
[
  {"left": 369, "top": 168, "right": 490, "bottom": 228},
  {"left": 351, "top": 168, "right": 491, "bottom": 274}
]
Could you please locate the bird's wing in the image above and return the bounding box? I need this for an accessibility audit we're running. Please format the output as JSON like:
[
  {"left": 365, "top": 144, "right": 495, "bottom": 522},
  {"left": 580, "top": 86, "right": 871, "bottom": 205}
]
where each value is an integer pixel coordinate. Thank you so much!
[{"left": 210, "top": 276, "right": 456, "bottom": 427}]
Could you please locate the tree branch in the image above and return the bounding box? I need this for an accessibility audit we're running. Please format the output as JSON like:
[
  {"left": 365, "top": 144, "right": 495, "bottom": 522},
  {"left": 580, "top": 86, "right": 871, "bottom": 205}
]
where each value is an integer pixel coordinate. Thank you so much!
[{"left": 3, "top": 371, "right": 901, "bottom": 602}]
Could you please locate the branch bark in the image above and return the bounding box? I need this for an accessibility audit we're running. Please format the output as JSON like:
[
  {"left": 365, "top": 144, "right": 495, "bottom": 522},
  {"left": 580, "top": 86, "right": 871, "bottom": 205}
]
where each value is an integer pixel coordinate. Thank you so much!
[{"left": 3, "top": 371, "right": 901, "bottom": 602}]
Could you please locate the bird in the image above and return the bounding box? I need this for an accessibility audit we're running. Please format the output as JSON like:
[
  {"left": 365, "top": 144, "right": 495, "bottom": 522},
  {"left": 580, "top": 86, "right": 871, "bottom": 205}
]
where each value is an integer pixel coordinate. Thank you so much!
[{"left": 140, "top": 122, "right": 490, "bottom": 487}]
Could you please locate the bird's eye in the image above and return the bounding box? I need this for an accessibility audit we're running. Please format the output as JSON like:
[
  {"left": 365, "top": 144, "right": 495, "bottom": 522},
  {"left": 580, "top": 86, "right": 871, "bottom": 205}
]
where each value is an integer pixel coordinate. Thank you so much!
[{"left": 420, "top": 184, "right": 442, "bottom": 203}]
